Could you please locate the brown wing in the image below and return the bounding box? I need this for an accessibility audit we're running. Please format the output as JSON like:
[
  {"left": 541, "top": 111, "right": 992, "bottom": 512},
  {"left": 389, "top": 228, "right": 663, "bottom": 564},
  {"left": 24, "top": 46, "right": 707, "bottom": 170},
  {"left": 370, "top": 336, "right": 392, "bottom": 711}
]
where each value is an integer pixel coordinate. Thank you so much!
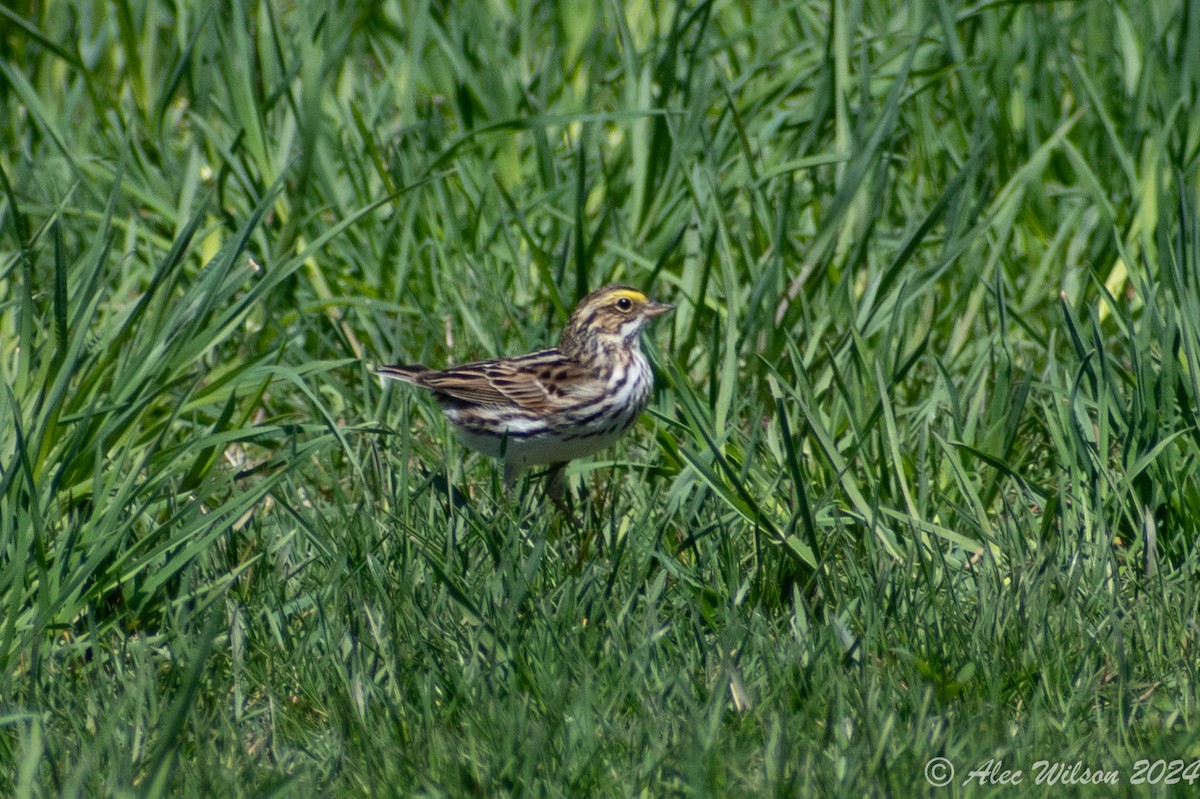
[{"left": 416, "top": 349, "right": 603, "bottom": 411}]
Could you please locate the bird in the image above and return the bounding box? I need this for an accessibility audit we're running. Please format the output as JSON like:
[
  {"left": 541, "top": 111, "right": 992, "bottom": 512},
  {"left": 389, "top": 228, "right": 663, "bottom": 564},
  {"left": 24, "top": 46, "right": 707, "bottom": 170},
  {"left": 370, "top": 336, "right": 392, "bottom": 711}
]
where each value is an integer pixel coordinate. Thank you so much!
[{"left": 376, "top": 284, "right": 673, "bottom": 501}]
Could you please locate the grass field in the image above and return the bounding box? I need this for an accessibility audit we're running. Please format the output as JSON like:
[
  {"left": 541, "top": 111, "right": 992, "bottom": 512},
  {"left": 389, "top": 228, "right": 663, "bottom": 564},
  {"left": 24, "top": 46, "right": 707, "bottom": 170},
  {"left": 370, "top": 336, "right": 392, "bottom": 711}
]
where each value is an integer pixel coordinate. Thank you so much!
[{"left": 3, "top": 0, "right": 1200, "bottom": 796}]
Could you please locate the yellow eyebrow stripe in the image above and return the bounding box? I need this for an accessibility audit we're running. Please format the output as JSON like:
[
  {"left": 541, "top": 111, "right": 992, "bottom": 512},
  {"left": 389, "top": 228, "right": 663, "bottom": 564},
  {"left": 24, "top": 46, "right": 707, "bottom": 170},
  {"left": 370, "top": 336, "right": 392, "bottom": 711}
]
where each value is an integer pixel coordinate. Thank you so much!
[{"left": 608, "top": 289, "right": 647, "bottom": 303}]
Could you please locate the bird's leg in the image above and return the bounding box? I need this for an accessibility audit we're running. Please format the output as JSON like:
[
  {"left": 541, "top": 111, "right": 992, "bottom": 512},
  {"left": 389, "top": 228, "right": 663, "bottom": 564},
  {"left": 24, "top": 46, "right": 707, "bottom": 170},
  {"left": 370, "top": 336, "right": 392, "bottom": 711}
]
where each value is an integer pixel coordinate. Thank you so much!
[
  {"left": 503, "top": 459, "right": 523, "bottom": 493},
  {"left": 545, "top": 462, "right": 567, "bottom": 503},
  {"left": 544, "top": 461, "right": 586, "bottom": 538},
  {"left": 545, "top": 462, "right": 573, "bottom": 514},
  {"left": 545, "top": 463, "right": 597, "bottom": 570}
]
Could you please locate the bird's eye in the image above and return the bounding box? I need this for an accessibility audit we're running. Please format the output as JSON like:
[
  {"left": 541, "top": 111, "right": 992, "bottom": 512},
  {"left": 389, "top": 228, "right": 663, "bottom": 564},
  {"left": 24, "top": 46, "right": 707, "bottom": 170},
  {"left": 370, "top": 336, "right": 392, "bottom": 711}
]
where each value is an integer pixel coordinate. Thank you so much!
[{"left": 616, "top": 297, "right": 633, "bottom": 312}]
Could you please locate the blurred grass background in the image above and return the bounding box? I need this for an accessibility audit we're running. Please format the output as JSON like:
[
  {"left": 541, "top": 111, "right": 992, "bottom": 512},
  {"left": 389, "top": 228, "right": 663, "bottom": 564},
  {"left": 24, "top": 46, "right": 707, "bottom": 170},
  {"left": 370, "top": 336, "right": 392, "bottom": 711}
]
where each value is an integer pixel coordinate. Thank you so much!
[{"left": 2, "top": 0, "right": 1199, "bottom": 795}]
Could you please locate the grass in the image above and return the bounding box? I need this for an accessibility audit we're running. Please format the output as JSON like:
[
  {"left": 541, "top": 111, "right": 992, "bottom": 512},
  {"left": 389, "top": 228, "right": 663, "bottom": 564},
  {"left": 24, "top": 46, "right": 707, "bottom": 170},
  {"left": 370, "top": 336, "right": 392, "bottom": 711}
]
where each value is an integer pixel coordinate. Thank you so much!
[{"left": 2, "top": 0, "right": 1200, "bottom": 795}]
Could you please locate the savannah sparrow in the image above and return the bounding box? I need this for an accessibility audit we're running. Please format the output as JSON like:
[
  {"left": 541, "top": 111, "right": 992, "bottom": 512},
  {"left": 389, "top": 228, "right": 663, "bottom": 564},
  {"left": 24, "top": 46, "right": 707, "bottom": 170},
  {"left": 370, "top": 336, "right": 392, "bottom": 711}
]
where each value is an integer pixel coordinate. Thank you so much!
[{"left": 376, "top": 285, "right": 673, "bottom": 499}]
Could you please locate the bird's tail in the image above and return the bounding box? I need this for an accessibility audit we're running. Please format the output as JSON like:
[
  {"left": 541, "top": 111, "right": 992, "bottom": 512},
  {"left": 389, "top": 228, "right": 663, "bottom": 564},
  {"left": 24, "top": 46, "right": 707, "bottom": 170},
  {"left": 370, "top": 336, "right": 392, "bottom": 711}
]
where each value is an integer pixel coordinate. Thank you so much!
[{"left": 374, "top": 364, "right": 432, "bottom": 385}]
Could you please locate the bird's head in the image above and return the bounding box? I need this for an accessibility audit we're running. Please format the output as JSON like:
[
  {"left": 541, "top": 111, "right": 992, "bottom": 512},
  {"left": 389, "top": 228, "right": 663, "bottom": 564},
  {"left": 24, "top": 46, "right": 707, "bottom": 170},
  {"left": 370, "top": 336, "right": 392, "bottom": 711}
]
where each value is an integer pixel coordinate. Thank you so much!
[{"left": 559, "top": 284, "right": 673, "bottom": 363}]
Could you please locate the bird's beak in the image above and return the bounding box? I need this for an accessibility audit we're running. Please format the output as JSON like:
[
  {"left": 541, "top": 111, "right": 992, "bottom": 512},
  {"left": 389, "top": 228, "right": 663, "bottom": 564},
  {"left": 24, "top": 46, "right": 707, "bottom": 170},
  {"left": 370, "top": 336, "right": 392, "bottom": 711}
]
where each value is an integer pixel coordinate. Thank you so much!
[{"left": 645, "top": 300, "right": 674, "bottom": 318}]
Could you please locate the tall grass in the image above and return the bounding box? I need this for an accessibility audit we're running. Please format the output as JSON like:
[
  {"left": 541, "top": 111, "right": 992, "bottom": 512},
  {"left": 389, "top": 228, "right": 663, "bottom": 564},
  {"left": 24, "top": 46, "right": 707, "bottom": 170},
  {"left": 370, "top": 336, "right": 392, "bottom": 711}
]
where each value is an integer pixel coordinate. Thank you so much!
[{"left": 2, "top": 0, "right": 1199, "bottom": 795}]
